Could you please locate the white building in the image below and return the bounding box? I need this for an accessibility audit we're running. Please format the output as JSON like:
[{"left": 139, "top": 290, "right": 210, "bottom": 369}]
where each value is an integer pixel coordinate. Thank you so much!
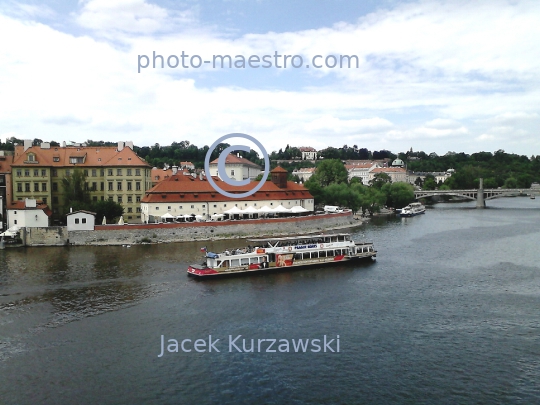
[
  {"left": 141, "top": 167, "right": 314, "bottom": 222},
  {"left": 299, "top": 147, "right": 317, "bottom": 160},
  {"left": 209, "top": 154, "right": 262, "bottom": 181},
  {"left": 345, "top": 161, "right": 382, "bottom": 184},
  {"left": 369, "top": 167, "right": 408, "bottom": 183},
  {"left": 66, "top": 210, "right": 96, "bottom": 231},
  {"left": 7, "top": 198, "right": 51, "bottom": 228},
  {"left": 292, "top": 167, "right": 316, "bottom": 182}
]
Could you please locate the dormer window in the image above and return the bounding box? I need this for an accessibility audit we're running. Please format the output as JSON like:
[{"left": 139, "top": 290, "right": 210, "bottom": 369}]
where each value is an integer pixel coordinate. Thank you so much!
[
  {"left": 53, "top": 157, "right": 60, "bottom": 162},
  {"left": 27, "top": 154, "right": 35, "bottom": 162}
]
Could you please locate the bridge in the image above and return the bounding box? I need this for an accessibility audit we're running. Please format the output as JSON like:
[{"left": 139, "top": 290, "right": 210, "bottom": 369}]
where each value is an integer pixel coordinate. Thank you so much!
[{"left": 414, "top": 178, "right": 529, "bottom": 208}]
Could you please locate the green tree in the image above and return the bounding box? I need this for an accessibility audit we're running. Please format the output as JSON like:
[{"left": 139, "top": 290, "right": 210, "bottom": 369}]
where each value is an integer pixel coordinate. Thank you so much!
[
  {"left": 503, "top": 177, "right": 517, "bottom": 188},
  {"left": 310, "top": 159, "right": 348, "bottom": 187},
  {"left": 382, "top": 182, "right": 415, "bottom": 209},
  {"left": 423, "top": 174, "right": 437, "bottom": 190},
  {"left": 62, "top": 168, "right": 90, "bottom": 213},
  {"left": 369, "top": 172, "right": 392, "bottom": 189},
  {"left": 92, "top": 200, "right": 124, "bottom": 224}
]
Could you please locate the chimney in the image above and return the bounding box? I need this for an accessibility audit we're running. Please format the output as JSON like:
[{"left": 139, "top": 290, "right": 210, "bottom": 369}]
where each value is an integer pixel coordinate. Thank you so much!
[
  {"left": 62, "top": 141, "right": 66, "bottom": 147},
  {"left": 172, "top": 166, "right": 178, "bottom": 175},
  {"left": 125, "top": 141, "right": 134, "bottom": 150},
  {"left": 118, "top": 141, "right": 124, "bottom": 152},
  {"left": 70, "top": 207, "right": 73, "bottom": 213},
  {"left": 23, "top": 139, "right": 32, "bottom": 152}
]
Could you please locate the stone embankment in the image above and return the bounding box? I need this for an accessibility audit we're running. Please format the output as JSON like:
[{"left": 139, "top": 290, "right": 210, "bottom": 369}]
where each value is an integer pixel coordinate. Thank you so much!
[{"left": 22, "top": 212, "right": 361, "bottom": 247}]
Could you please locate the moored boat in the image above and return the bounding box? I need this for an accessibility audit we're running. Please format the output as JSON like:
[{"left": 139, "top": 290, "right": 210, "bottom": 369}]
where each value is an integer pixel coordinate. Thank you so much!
[
  {"left": 187, "top": 233, "right": 376, "bottom": 278},
  {"left": 398, "top": 202, "right": 425, "bottom": 217}
]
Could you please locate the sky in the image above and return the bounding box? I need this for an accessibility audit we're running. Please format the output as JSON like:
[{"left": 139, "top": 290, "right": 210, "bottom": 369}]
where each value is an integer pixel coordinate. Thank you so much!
[{"left": 1, "top": 0, "right": 539, "bottom": 157}]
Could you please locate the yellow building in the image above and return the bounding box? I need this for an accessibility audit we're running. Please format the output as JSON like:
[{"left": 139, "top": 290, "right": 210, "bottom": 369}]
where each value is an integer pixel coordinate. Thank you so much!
[{"left": 11, "top": 141, "right": 151, "bottom": 222}]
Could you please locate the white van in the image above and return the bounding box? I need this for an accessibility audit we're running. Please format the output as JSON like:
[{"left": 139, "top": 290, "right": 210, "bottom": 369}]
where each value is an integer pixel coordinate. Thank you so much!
[{"left": 324, "top": 205, "right": 343, "bottom": 213}]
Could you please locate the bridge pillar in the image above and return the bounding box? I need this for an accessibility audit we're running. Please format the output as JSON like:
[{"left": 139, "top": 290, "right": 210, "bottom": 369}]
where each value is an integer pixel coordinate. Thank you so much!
[{"left": 476, "top": 178, "right": 485, "bottom": 208}]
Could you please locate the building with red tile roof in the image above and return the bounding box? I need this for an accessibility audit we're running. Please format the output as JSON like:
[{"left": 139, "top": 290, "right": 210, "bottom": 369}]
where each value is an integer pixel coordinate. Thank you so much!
[
  {"left": 141, "top": 167, "right": 313, "bottom": 222},
  {"left": 209, "top": 153, "right": 262, "bottom": 182},
  {"left": 11, "top": 141, "right": 151, "bottom": 222},
  {"left": 7, "top": 198, "right": 52, "bottom": 228}
]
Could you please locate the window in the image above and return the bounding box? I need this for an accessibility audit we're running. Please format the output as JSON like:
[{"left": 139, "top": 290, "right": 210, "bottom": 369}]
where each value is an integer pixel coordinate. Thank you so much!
[
  {"left": 100, "top": 182, "right": 104, "bottom": 191},
  {"left": 191, "top": 205, "right": 194, "bottom": 208},
  {"left": 179, "top": 205, "right": 182, "bottom": 209},
  {"left": 25, "top": 170, "right": 30, "bottom": 177},
  {"left": 16, "top": 170, "right": 22, "bottom": 177},
  {"left": 17, "top": 183, "right": 22, "bottom": 192},
  {"left": 136, "top": 196, "right": 141, "bottom": 202},
  {"left": 82, "top": 218, "right": 87, "bottom": 224},
  {"left": 108, "top": 169, "right": 113, "bottom": 176},
  {"left": 93, "top": 196, "right": 98, "bottom": 202},
  {"left": 27, "top": 154, "right": 35, "bottom": 162},
  {"left": 117, "top": 169, "right": 122, "bottom": 176},
  {"left": 42, "top": 197, "right": 47, "bottom": 204},
  {"left": 52, "top": 182, "right": 58, "bottom": 191},
  {"left": 53, "top": 157, "right": 60, "bottom": 162},
  {"left": 101, "top": 169, "right": 105, "bottom": 176},
  {"left": 41, "top": 169, "right": 46, "bottom": 176},
  {"left": 128, "top": 207, "right": 133, "bottom": 213},
  {"left": 117, "top": 182, "right": 122, "bottom": 191},
  {"left": 84, "top": 170, "right": 89, "bottom": 176},
  {"left": 108, "top": 182, "right": 113, "bottom": 191},
  {"left": 202, "top": 205, "right": 206, "bottom": 208},
  {"left": 167, "top": 206, "right": 171, "bottom": 210},
  {"left": 155, "top": 207, "right": 159, "bottom": 211},
  {"left": 25, "top": 183, "right": 30, "bottom": 192},
  {"left": 52, "top": 169, "right": 57, "bottom": 177},
  {"left": 136, "top": 207, "right": 141, "bottom": 213},
  {"left": 92, "top": 182, "right": 97, "bottom": 191},
  {"left": 128, "top": 196, "right": 133, "bottom": 203},
  {"left": 53, "top": 196, "right": 58, "bottom": 203},
  {"left": 136, "top": 169, "right": 141, "bottom": 176},
  {"left": 92, "top": 169, "right": 97, "bottom": 177},
  {"left": 14, "top": 220, "right": 17, "bottom": 225},
  {"left": 34, "top": 183, "right": 39, "bottom": 192},
  {"left": 136, "top": 182, "right": 141, "bottom": 191},
  {"left": 127, "top": 169, "right": 132, "bottom": 176},
  {"left": 231, "top": 169, "right": 235, "bottom": 176},
  {"left": 127, "top": 182, "right": 132, "bottom": 191},
  {"left": 84, "top": 182, "right": 89, "bottom": 191},
  {"left": 75, "top": 218, "right": 80, "bottom": 224},
  {"left": 213, "top": 205, "right": 217, "bottom": 208},
  {"left": 117, "top": 196, "right": 122, "bottom": 203},
  {"left": 108, "top": 196, "right": 113, "bottom": 201},
  {"left": 42, "top": 183, "right": 47, "bottom": 192},
  {"left": 65, "top": 170, "right": 71, "bottom": 176},
  {"left": 34, "top": 169, "right": 39, "bottom": 176}
]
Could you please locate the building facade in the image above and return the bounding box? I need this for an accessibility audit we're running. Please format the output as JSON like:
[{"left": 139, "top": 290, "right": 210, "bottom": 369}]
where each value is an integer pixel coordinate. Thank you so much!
[
  {"left": 0, "top": 151, "right": 13, "bottom": 230},
  {"left": 299, "top": 147, "right": 317, "bottom": 160},
  {"left": 209, "top": 154, "right": 262, "bottom": 182},
  {"left": 7, "top": 199, "right": 52, "bottom": 228},
  {"left": 11, "top": 141, "right": 151, "bottom": 222},
  {"left": 369, "top": 167, "right": 408, "bottom": 183},
  {"left": 345, "top": 161, "right": 382, "bottom": 184},
  {"left": 141, "top": 167, "right": 314, "bottom": 223}
]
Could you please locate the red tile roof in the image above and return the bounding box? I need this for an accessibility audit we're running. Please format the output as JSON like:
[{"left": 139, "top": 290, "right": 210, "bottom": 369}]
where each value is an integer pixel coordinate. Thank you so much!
[
  {"left": 270, "top": 166, "right": 287, "bottom": 173},
  {"left": 12, "top": 145, "right": 150, "bottom": 167},
  {"left": 141, "top": 174, "right": 312, "bottom": 203},
  {"left": 299, "top": 147, "right": 317, "bottom": 152},
  {"left": 371, "top": 167, "right": 406, "bottom": 173},
  {"left": 210, "top": 154, "right": 261, "bottom": 168},
  {"left": 9, "top": 200, "right": 53, "bottom": 216}
]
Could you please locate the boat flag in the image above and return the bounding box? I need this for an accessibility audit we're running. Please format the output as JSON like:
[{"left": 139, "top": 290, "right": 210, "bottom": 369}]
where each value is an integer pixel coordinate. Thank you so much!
[{"left": 200, "top": 246, "right": 207, "bottom": 252}]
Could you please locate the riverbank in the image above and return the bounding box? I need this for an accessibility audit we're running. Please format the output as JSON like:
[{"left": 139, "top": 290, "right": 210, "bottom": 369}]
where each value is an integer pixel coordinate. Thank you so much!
[{"left": 12, "top": 211, "right": 364, "bottom": 247}]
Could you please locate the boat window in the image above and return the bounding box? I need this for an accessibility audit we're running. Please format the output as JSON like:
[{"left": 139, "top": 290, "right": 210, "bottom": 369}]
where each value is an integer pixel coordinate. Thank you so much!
[
  {"left": 241, "top": 258, "right": 249, "bottom": 265},
  {"left": 319, "top": 251, "right": 326, "bottom": 258},
  {"left": 294, "top": 253, "right": 302, "bottom": 260},
  {"left": 230, "top": 259, "right": 240, "bottom": 267},
  {"left": 249, "top": 257, "right": 260, "bottom": 264},
  {"left": 311, "top": 252, "right": 318, "bottom": 259},
  {"left": 327, "top": 250, "right": 333, "bottom": 257}
]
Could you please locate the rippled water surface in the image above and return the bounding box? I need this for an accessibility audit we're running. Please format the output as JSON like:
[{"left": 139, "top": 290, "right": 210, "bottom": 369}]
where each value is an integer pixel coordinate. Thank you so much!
[{"left": 1, "top": 198, "right": 539, "bottom": 404}]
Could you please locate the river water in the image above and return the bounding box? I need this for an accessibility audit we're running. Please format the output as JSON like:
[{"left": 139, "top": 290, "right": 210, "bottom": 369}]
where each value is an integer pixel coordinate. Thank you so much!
[{"left": 1, "top": 197, "right": 539, "bottom": 404}]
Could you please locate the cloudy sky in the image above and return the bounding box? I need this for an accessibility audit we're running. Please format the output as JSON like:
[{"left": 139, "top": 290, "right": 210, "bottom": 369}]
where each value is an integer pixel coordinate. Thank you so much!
[{"left": 1, "top": 0, "right": 539, "bottom": 156}]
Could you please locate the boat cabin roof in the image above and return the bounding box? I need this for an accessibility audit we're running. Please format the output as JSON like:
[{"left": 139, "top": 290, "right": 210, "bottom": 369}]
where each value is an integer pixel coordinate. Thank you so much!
[{"left": 248, "top": 233, "right": 351, "bottom": 243}]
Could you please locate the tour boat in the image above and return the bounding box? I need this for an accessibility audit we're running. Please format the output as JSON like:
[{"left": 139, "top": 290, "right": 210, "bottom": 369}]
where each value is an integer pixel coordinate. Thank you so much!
[
  {"left": 187, "top": 233, "right": 376, "bottom": 277},
  {"left": 398, "top": 202, "right": 426, "bottom": 217}
]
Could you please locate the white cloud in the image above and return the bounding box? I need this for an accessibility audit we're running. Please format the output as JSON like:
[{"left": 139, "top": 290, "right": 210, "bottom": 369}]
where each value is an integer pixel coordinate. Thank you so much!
[{"left": 0, "top": 0, "right": 539, "bottom": 156}]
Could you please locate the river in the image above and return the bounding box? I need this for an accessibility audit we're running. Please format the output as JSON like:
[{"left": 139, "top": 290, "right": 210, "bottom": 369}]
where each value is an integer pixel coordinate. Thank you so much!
[{"left": 1, "top": 197, "right": 539, "bottom": 404}]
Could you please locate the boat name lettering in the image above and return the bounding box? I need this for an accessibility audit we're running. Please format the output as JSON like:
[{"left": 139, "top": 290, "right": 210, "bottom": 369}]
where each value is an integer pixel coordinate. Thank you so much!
[{"left": 294, "top": 244, "right": 317, "bottom": 250}]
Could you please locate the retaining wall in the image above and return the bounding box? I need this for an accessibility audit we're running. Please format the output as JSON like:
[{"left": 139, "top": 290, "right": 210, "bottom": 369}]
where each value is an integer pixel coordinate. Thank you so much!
[
  {"left": 68, "top": 212, "right": 357, "bottom": 246},
  {"left": 24, "top": 226, "right": 68, "bottom": 246}
]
